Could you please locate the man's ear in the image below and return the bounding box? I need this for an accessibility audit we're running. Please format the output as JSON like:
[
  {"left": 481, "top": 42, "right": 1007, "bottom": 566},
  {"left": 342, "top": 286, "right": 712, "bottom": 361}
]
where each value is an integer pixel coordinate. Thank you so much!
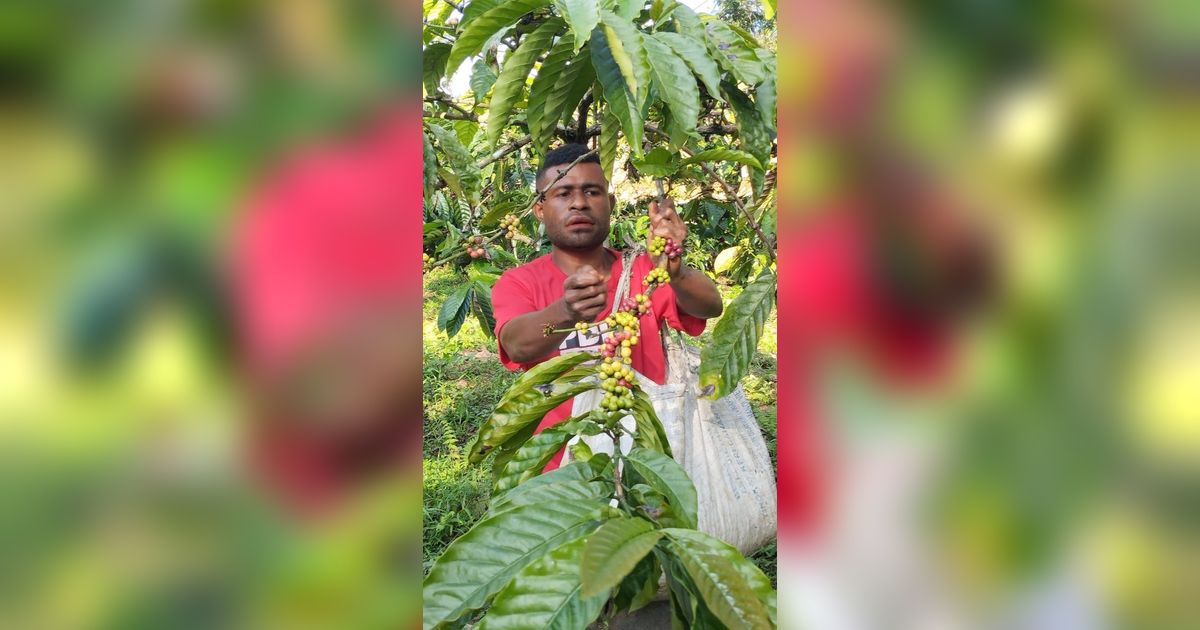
[
  {"left": 533, "top": 198, "right": 544, "bottom": 221},
  {"left": 608, "top": 193, "right": 617, "bottom": 209}
]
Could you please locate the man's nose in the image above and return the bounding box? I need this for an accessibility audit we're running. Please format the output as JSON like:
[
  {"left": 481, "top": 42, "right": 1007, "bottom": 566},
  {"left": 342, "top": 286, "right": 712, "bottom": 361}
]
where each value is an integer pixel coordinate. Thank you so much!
[{"left": 568, "top": 190, "right": 589, "bottom": 210}]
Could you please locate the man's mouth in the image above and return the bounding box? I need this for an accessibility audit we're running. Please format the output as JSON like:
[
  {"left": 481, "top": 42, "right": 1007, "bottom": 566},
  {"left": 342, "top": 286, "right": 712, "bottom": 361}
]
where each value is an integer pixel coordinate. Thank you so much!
[{"left": 566, "top": 217, "right": 594, "bottom": 228}]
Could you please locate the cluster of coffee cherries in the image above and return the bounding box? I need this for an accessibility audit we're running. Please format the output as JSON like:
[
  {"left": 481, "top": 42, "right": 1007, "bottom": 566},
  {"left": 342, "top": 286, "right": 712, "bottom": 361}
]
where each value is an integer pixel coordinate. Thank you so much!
[
  {"left": 567, "top": 262, "right": 676, "bottom": 414},
  {"left": 464, "top": 235, "right": 487, "bottom": 259},
  {"left": 645, "top": 267, "right": 670, "bottom": 286},
  {"left": 500, "top": 214, "right": 520, "bottom": 240},
  {"left": 423, "top": 252, "right": 434, "bottom": 271},
  {"left": 598, "top": 348, "right": 638, "bottom": 411},
  {"left": 619, "top": 293, "right": 652, "bottom": 315},
  {"left": 649, "top": 236, "right": 683, "bottom": 259}
]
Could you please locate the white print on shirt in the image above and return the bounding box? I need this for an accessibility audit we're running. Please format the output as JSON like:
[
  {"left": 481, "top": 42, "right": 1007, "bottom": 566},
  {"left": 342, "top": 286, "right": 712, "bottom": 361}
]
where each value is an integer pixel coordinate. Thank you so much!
[{"left": 558, "top": 321, "right": 615, "bottom": 354}]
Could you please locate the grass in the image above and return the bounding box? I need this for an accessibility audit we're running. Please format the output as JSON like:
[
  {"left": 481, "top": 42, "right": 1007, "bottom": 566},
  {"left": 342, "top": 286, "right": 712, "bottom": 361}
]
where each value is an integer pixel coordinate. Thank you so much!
[{"left": 422, "top": 266, "right": 778, "bottom": 583}]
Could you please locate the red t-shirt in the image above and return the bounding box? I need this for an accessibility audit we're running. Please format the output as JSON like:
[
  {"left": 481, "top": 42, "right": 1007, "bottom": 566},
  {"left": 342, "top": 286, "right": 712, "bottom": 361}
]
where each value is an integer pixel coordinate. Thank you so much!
[{"left": 492, "top": 249, "right": 707, "bottom": 469}]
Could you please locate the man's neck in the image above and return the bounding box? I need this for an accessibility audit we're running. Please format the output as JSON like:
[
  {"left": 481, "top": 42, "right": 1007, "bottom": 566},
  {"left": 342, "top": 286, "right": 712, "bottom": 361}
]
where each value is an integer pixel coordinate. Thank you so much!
[{"left": 551, "top": 246, "right": 614, "bottom": 277}]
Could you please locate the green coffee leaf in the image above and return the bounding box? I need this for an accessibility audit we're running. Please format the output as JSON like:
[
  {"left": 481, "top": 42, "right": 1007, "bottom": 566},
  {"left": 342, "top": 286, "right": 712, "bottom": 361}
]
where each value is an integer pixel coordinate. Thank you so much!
[
  {"left": 591, "top": 27, "right": 644, "bottom": 155},
  {"left": 633, "top": 146, "right": 679, "bottom": 178},
  {"left": 528, "top": 37, "right": 576, "bottom": 156},
  {"left": 614, "top": 552, "right": 661, "bottom": 612},
  {"left": 423, "top": 130, "right": 439, "bottom": 197},
  {"left": 472, "top": 280, "right": 497, "bottom": 338},
  {"left": 478, "top": 536, "right": 608, "bottom": 630},
  {"left": 642, "top": 33, "right": 700, "bottom": 139},
  {"left": 467, "top": 353, "right": 594, "bottom": 462},
  {"left": 581, "top": 516, "right": 664, "bottom": 597},
  {"left": 553, "top": 0, "right": 600, "bottom": 53},
  {"left": 702, "top": 18, "right": 766, "bottom": 86},
  {"left": 470, "top": 59, "right": 498, "bottom": 102},
  {"left": 437, "top": 284, "right": 473, "bottom": 337},
  {"left": 542, "top": 46, "right": 596, "bottom": 150},
  {"left": 425, "top": 121, "right": 482, "bottom": 205},
  {"left": 714, "top": 245, "right": 741, "bottom": 274},
  {"left": 663, "top": 528, "right": 776, "bottom": 627},
  {"left": 488, "top": 18, "right": 563, "bottom": 147},
  {"left": 599, "top": 103, "right": 620, "bottom": 180},
  {"left": 629, "top": 391, "right": 672, "bottom": 456},
  {"left": 424, "top": 43, "right": 452, "bottom": 94},
  {"left": 446, "top": 0, "right": 552, "bottom": 78},
  {"left": 489, "top": 467, "right": 611, "bottom": 513},
  {"left": 598, "top": 10, "right": 651, "bottom": 107},
  {"left": 653, "top": 31, "right": 724, "bottom": 102},
  {"left": 761, "top": 0, "right": 776, "bottom": 21},
  {"left": 493, "top": 423, "right": 579, "bottom": 493},
  {"left": 681, "top": 148, "right": 763, "bottom": 170},
  {"left": 625, "top": 447, "right": 697, "bottom": 528},
  {"left": 423, "top": 500, "right": 609, "bottom": 629},
  {"left": 699, "top": 267, "right": 775, "bottom": 398}
]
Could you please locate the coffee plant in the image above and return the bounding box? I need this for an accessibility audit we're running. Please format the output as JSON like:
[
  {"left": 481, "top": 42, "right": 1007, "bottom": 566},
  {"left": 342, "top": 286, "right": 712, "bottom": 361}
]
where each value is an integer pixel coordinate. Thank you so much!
[
  {"left": 423, "top": 263, "right": 777, "bottom": 629},
  {"left": 423, "top": 0, "right": 777, "bottom": 626}
]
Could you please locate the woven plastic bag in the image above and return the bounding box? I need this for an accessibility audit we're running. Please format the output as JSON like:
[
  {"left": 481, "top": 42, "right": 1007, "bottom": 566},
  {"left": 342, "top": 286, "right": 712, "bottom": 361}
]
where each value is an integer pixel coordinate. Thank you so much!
[{"left": 563, "top": 251, "right": 776, "bottom": 554}]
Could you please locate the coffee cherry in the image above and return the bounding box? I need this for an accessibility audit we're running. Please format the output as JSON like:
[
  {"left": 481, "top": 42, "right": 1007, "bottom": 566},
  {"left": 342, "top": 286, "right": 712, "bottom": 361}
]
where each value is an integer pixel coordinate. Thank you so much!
[{"left": 650, "top": 236, "right": 667, "bottom": 257}]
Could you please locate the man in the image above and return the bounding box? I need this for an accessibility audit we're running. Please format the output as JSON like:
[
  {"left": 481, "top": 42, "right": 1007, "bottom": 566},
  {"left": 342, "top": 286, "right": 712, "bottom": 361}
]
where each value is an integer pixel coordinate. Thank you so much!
[{"left": 492, "top": 143, "right": 723, "bottom": 470}]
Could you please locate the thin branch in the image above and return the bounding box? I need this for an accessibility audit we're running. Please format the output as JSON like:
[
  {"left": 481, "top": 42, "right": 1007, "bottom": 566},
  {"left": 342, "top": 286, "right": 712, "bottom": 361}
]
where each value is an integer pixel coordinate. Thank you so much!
[
  {"left": 696, "top": 123, "right": 737, "bottom": 135},
  {"left": 440, "top": 0, "right": 464, "bottom": 13},
  {"left": 645, "top": 123, "right": 776, "bottom": 261},
  {"left": 477, "top": 125, "right": 601, "bottom": 168},
  {"left": 424, "top": 94, "right": 476, "bottom": 120},
  {"left": 575, "top": 90, "right": 594, "bottom": 143}
]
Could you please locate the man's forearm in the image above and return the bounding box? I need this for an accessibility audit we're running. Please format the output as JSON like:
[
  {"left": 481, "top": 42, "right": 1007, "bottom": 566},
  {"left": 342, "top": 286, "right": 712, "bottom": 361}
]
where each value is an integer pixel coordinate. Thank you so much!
[
  {"left": 499, "top": 300, "right": 575, "bottom": 363},
  {"left": 670, "top": 267, "right": 723, "bottom": 319}
]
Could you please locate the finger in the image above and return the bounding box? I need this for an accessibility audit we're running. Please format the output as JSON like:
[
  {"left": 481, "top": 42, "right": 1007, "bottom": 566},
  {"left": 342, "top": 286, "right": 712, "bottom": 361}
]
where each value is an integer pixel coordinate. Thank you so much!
[
  {"left": 579, "top": 273, "right": 604, "bottom": 290},
  {"left": 568, "top": 283, "right": 604, "bottom": 302},
  {"left": 578, "top": 294, "right": 608, "bottom": 311}
]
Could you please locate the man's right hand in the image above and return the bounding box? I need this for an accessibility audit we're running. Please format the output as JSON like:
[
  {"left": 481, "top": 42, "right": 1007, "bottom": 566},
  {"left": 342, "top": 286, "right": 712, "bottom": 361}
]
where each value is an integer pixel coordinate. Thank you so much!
[{"left": 562, "top": 264, "right": 608, "bottom": 322}]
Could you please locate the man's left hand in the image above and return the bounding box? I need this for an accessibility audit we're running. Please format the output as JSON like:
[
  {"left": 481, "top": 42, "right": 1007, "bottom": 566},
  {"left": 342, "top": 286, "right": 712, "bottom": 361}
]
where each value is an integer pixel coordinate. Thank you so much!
[{"left": 649, "top": 197, "right": 687, "bottom": 278}]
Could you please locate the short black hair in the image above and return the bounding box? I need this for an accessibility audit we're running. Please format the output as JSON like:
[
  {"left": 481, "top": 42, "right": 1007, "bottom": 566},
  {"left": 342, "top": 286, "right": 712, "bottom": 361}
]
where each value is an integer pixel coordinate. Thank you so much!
[{"left": 536, "top": 143, "right": 600, "bottom": 190}]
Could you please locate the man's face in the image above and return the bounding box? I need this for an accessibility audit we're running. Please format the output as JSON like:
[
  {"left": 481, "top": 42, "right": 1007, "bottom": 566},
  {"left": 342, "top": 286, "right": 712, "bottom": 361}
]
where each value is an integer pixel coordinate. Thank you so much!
[{"left": 534, "top": 162, "right": 615, "bottom": 251}]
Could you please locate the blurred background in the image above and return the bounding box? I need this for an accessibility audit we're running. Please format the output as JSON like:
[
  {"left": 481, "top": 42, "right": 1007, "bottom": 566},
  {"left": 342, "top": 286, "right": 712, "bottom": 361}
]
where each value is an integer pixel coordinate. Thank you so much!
[
  {"left": 776, "top": 0, "right": 1199, "bottom": 628},
  {"left": 2, "top": 0, "right": 424, "bottom": 627},
  {"left": 2, "top": 0, "right": 1198, "bottom": 628}
]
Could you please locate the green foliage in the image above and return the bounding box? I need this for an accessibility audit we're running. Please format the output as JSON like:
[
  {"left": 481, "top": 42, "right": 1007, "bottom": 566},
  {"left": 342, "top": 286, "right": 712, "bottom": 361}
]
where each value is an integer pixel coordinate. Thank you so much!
[
  {"left": 663, "top": 528, "right": 776, "bottom": 627},
  {"left": 479, "top": 536, "right": 609, "bottom": 630},
  {"left": 580, "top": 516, "right": 663, "bottom": 597},
  {"left": 470, "top": 59, "right": 497, "bottom": 102},
  {"left": 554, "top": 0, "right": 600, "bottom": 53},
  {"left": 424, "top": 378, "right": 776, "bottom": 629},
  {"left": 625, "top": 447, "right": 699, "bottom": 528},
  {"left": 700, "top": 268, "right": 777, "bottom": 399},
  {"left": 683, "top": 147, "right": 763, "bottom": 170},
  {"left": 445, "top": 0, "right": 553, "bottom": 78},
  {"left": 654, "top": 31, "right": 724, "bottom": 102},
  {"left": 527, "top": 37, "right": 577, "bottom": 156},
  {"left": 466, "top": 352, "right": 595, "bottom": 461},
  {"left": 422, "top": 500, "right": 613, "bottom": 629},
  {"left": 487, "top": 18, "right": 563, "bottom": 147},
  {"left": 591, "top": 21, "right": 645, "bottom": 155},
  {"left": 422, "top": 457, "right": 490, "bottom": 574},
  {"left": 422, "top": 5, "right": 778, "bottom": 624}
]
